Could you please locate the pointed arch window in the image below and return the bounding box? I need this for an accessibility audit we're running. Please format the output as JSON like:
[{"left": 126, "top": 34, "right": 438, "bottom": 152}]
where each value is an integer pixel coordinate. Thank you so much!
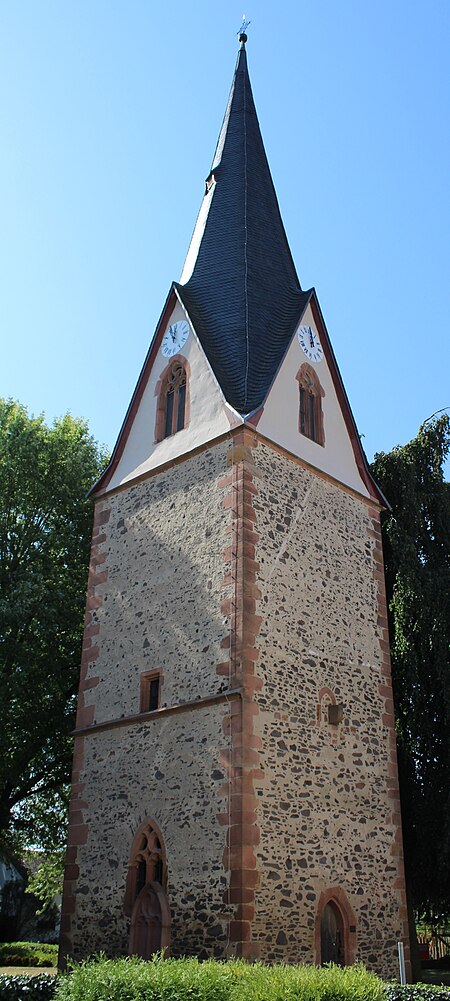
[
  {"left": 134, "top": 826, "right": 165, "bottom": 889},
  {"left": 296, "top": 363, "right": 325, "bottom": 446},
  {"left": 155, "top": 357, "right": 190, "bottom": 443},
  {"left": 124, "top": 819, "right": 170, "bottom": 958},
  {"left": 124, "top": 819, "right": 168, "bottom": 915},
  {"left": 164, "top": 362, "right": 186, "bottom": 438}
]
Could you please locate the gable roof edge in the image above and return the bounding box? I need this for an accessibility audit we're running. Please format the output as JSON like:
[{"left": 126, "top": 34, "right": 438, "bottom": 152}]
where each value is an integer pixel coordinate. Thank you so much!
[
  {"left": 90, "top": 283, "right": 243, "bottom": 498},
  {"left": 174, "top": 284, "right": 244, "bottom": 424},
  {"left": 309, "top": 292, "right": 389, "bottom": 509},
  {"left": 89, "top": 284, "right": 180, "bottom": 497},
  {"left": 245, "top": 288, "right": 314, "bottom": 423}
]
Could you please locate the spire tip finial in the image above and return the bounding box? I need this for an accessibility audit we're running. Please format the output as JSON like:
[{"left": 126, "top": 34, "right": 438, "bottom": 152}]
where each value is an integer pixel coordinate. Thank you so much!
[{"left": 237, "top": 14, "right": 251, "bottom": 45}]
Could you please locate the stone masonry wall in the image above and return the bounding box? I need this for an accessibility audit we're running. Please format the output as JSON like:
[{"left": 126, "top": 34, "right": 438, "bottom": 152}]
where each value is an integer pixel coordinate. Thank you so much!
[
  {"left": 248, "top": 439, "right": 408, "bottom": 978},
  {"left": 70, "top": 706, "right": 230, "bottom": 957},
  {"left": 62, "top": 441, "right": 235, "bottom": 961},
  {"left": 61, "top": 431, "right": 409, "bottom": 976},
  {"left": 84, "top": 442, "right": 233, "bottom": 725}
]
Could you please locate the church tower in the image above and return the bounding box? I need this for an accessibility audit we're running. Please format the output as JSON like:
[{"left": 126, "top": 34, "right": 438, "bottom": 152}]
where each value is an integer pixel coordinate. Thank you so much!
[{"left": 60, "top": 35, "right": 411, "bottom": 979}]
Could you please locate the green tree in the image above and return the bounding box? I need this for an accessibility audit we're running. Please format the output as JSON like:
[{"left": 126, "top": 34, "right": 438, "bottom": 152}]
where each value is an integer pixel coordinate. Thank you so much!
[
  {"left": 25, "top": 849, "right": 64, "bottom": 914},
  {"left": 0, "top": 399, "right": 108, "bottom": 851},
  {"left": 371, "top": 414, "right": 450, "bottom": 921}
]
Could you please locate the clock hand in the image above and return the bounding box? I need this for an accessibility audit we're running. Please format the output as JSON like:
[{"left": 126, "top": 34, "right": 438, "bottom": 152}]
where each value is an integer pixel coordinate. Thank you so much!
[{"left": 309, "top": 329, "right": 314, "bottom": 349}]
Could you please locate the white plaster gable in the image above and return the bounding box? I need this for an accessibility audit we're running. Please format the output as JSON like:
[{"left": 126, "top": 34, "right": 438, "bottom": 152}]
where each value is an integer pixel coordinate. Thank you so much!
[
  {"left": 106, "top": 301, "right": 237, "bottom": 491},
  {"left": 256, "top": 303, "right": 370, "bottom": 497}
]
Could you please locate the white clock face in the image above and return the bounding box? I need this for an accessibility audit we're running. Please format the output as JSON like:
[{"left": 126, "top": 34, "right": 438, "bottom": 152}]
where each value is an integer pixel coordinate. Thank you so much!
[
  {"left": 161, "top": 321, "right": 190, "bottom": 358},
  {"left": 298, "top": 324, "right": 323, "bottom": 363}
]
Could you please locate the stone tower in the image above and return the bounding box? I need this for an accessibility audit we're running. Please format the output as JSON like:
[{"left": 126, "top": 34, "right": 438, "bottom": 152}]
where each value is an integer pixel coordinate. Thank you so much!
[{"left": 60, "top": 37, "right": 411, "bottom": 979}]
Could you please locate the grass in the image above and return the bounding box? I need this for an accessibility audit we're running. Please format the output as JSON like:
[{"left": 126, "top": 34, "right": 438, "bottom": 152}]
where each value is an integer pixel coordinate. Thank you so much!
[{"left": 0, "top": 967, "right": 57, "bottom": 976}]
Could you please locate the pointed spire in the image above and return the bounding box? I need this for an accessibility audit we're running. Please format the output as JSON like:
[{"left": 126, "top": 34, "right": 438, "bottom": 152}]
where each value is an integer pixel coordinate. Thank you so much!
[{"left": 178, "top": 40, "right": 310, "bottom": 415}]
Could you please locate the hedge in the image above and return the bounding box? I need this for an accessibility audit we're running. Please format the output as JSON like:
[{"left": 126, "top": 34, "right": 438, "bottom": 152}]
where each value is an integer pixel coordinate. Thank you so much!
[
  {"left": 0, "top": 973, "right": 56, "bottom": 1001},
  {"left": 52, "top": 958, "right": 450, "bottom": 1001},
  {"left": 0, "top": 956, "right": 449, "bottom": 1001},
  {"left": 0, "top": 943, "right": 58, "bottom": 968},
  {"left": 387, "top": 989, "right": 450, "bottom": 1001}
]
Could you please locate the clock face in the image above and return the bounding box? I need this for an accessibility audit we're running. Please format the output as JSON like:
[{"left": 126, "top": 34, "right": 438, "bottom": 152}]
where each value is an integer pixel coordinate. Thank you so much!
[
  {"left": 298, "top": 324, "right": 323, "bottom": 363},
  {"left": 161, "top": 321, "right": 190, "bottom": 358}
]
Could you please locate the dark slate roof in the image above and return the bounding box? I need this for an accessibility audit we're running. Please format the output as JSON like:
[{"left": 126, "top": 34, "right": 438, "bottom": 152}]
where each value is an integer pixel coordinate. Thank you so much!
[{"left": 177, "top": 41, "right": 311, "bottom": 415}]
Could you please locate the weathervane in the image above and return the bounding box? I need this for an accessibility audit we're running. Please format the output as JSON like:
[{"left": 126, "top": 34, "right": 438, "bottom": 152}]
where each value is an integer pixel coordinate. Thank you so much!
[{"left": 237, "top": 14, "right": 251, "bottom": 43}]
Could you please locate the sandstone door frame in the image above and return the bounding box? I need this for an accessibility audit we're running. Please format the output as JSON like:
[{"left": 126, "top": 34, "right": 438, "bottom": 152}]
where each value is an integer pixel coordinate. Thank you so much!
[{"left": 129, "top": 880, "right": 171, "bottom": 958}]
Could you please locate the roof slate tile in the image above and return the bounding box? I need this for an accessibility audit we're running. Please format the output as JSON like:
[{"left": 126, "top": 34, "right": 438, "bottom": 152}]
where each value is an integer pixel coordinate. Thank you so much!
[{"left": 178, "top": 42, "right": 312, "bottom": 415}]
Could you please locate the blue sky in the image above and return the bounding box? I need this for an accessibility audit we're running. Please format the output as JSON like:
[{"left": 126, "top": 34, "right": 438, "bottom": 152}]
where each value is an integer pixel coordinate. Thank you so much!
[{"left": 1, "top": 1, "right": 449, "bottom": 469}]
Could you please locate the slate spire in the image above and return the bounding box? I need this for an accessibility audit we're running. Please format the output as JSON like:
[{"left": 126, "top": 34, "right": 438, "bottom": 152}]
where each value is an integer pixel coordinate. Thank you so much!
[{"left": 177, "top": 38, "right": 311, "bottom": 415}]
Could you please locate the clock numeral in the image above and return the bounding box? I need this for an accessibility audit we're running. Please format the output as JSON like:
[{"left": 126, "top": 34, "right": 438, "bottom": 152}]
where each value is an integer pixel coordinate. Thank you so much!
[
  {"left": 298, "top": 325, "right": 323, "bottom": 363},
  {"left": 161, "top": 321, "right": 190, "bottom": 359}
]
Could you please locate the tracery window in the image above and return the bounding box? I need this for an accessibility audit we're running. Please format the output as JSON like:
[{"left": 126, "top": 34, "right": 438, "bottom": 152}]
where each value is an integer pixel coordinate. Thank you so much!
[
  {"left": 162, "top": 362, "right": 187, "bottom": 439},
  {"left": 134, "top": 827, "right": 165, "bottom": 889},
  {"left": 124, "top": 819, "right": 170, "bottom": 958},
  {"left": 296, "top": 363, "right": 325, "bottom": 446},
  {"left": 155, "top": 358, "right": 190, "bottom": 443},
  {"left": 124, "top": 819, "right": 168, "bottom": 918}
]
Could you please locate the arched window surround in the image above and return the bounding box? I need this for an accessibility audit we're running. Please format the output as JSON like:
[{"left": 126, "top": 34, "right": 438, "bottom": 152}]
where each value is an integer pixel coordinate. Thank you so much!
[
  {"left": 317, "top": 686, "right": 336, "bottom": 725},
  {"left": 154, "top": 355, "right": 191, "bottom": 443},
  {"left": 316, "top": 687, "right": 344, "bottom": 727},
  {"left": 314, "top": 887, "right": 357, "bottom": 966},
  {"left": 123, "top": 817, "right": 168, "bottom": 916},
  {"left": 296, "top": 363, "right": 325, "bottom": 447}
]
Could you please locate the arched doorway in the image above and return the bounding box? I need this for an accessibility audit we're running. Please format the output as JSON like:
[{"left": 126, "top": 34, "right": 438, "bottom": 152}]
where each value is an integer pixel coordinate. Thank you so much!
[
  {"left": 320, "top": 900, "right": 344, "bottom": 965},
  {"left": 124, "top": 819, "right": 171, "bottom": 957},
  {"left": 315, "top": 887, "right": 357, "bottom": 966}
]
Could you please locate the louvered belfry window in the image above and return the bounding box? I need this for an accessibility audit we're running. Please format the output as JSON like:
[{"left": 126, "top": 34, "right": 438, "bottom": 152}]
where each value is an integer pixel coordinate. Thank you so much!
[
  {"left": 299, "top": 384, "right": 317, "bottom": 440},
  {"left": 163, "top": 362, "right": 187, "bottom": 438},
  {"left": 296, "top": 363, "right": 325, "bottom": 446}
]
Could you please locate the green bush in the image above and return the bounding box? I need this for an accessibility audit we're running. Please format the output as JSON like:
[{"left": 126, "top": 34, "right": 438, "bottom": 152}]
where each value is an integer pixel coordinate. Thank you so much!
[
  {"left": 0, "top": 942, "right": 58, "bottom": 968},
  {"left": 55, "top": 955, "right": 232, "bottom": 1001},
  {"left": 54, "top": 955, "right": 386, "bottom": 1001},
  {"left": 0, "top": 973, "right": 56, "bottom": 1000},
  {"left": 4, "top": 955, "right": 448, "bottom": 1001},
  {"left": 225, "top": 959, "right": 385, "bottom": 1001}
]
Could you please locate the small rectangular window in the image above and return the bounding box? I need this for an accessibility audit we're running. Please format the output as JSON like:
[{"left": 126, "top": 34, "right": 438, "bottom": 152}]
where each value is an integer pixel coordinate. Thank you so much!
[
  {"left": 140, "top": 671, "right": 161, "bottom": 713},
  {"left": 149, "top": 678, "right": 159, "bottom": 711}
]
